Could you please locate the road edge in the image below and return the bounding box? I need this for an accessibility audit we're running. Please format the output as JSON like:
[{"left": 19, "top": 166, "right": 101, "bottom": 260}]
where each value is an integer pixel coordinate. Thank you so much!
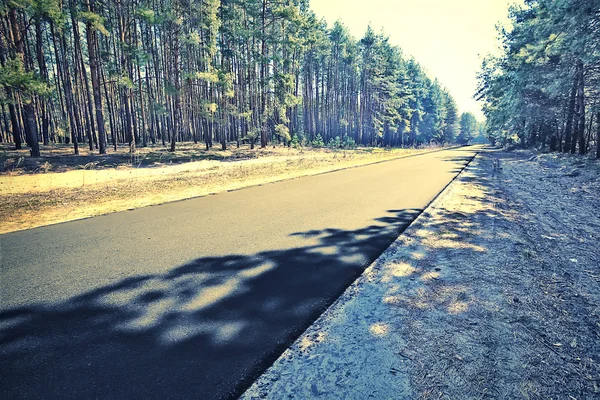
[
  {"left": 1, "top": 145, "right": 466, "bottom": 235},
  {"left": 238, "top": 149, "right": 480, "bottom": 399}
]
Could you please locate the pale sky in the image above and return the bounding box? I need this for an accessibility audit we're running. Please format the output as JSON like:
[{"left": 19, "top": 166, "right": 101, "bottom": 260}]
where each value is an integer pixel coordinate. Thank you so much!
[{"left": 310, "top": 0, "right": 516, "bottom": 120}]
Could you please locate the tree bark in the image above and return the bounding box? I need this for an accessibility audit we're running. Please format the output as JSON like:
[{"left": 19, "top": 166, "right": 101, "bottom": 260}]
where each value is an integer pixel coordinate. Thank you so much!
[
  {"left": 34, "top": 19, "right": 50, "bottom": 145},
  {"left": 260, "top": 0, "right": 268, "bottom": 148},
  {"left": 9, "top": 7, "right": 40, "bottom": 157},
  {"left": 575, "top": 61, "right": 585, "bottom": 155},
  {"left": 84, "top": 0, "right": 107, "bottom": 154},
  {"left": 563, "top": 65, "right": 578, "bottom": 153},
  {"left": 596, "top": 111, "right": 600, "bottom": 159}
]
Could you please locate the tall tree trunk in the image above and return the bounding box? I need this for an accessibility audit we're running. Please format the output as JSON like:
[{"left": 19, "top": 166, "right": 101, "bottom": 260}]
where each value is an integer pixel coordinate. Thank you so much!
[
  {"left": 575, "top": 61, "right": 585, "bottom": 155},
  {"left": 34, "top": 19, "right": 50, "bottom": 145},
  {"left": 0, "top": 32, "right": 23, "bottom": 149},
  {"left": 7, "top": 103, "right": 22, "bottom": 149},
  {"left": 596, "top": 111, "right": 600, "bottom": 159},
  {"left": 169, "top": 13, "right": 180, "bottom": 153},
  {"left": 70, "top": 1, "right": 97, "bottom": 150},
  {"left": 55, "top": 25, "right": 79, "bottom": 155},
  {"left": 260, "top": 0, "right": 268, "bottom": 148},
  {"left": 563, "top": 66, "right": 578, "bottom": 153},
  {"left": 9, "top": 8, "right": 40, "bottom": 157},
  {"left": 84, "top": 0, "right": 107, "bottom": 154}
]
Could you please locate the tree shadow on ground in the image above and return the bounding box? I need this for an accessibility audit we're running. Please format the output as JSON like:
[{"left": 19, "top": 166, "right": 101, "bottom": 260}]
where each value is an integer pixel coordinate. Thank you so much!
[
  {"left": 0, "top": 208, "right": 422, "bottom": 400},
  {"left": 240, "top": 151, "right": 527, "bottom": 398},
  {"left": 358, "top": 151, "right": 600, "bottom": 399},
  {"left": 0, "top": 143, "right": 265, "bottom": 173},
  {"left": 329, "top": 153, "right": 525, "bottom": 397}
]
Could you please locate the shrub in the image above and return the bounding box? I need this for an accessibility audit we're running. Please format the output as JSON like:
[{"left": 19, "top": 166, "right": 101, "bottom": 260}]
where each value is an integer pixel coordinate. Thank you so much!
[
  {"left": 275, "top": 124, "right": 291, "bottom": 143},
  {"left": 290, "top": 134, "right": 300, "bottom": 148},
  {"left": 312, "top": 133, "right": 325, "bottom": 148},
  {"left": 342, "top": 136, "right": 357, "bottom": 149},
  {"left": 328, "top": 136, "right": 341, "bottom": 149}
]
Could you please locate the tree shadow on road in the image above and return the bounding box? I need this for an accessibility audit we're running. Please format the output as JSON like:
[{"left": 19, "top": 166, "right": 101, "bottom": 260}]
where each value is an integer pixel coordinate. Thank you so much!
[{"left": 0, "top": 208, "right": 422, "bottom": 400}]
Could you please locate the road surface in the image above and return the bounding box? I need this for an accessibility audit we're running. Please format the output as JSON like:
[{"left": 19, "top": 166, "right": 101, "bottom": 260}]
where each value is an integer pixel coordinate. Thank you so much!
[{"left": 1, "top": 146, "right": 477, "bottom": 399}]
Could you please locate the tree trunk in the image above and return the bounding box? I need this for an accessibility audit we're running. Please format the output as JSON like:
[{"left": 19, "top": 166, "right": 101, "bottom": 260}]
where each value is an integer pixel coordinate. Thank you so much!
[
  {"left": 169, "top": 15, "right": 180, "bottom": 153},
  {"left": 260, "top": 0, "right": 268, "bottom": 148},
  {"left": 575, "top": 61, "right": 585, "bottom": 155},
  {"left": 53, "top": 22, "right": 79, "bottom": 154},
  {"left": 9, "top": 8, "right": 40, "bottom": 157},
  {"left": 596, "top": 111, "right": 600, "bottom": 159},
  {"left": 34, "top": 19, "right": 50, "bottom": 145},
  {"left": 70, "top": 1, "right": 97, "bottom": 151},
  {"left": 563, "top": 66, "right": 578, "bottom": 153},
  {"left": 84, "top": 0, "right": 107, "bottom": 154}
]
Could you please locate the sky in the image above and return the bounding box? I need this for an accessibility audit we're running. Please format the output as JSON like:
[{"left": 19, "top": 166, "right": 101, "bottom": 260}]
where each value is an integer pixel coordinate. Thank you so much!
[{"left": 309, "top": 0, "right": 517, "bottom": 120}]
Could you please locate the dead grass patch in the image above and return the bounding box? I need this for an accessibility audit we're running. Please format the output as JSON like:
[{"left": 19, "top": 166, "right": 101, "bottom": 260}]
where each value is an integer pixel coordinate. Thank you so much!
[{"left": 0, "top": 146, "right": 436, "bottom": 234}]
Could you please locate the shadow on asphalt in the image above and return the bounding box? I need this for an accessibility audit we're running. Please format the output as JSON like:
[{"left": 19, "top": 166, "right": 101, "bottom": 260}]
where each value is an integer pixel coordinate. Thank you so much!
[{"left": 1, "top": 209, "right": 422, "bottom": 399}]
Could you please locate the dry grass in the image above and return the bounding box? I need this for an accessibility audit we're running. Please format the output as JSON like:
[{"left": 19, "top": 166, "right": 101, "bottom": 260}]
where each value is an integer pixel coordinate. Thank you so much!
[{"left": 0, "top": 145, "right": 435, "bottom": 234}]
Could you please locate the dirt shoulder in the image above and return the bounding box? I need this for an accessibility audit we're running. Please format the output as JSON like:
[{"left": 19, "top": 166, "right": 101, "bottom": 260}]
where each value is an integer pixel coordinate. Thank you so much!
[
  {"left": 242, "top": 150, "right": 600, "bottom": 399},
  {"left": 0, "top": 145, "right": 437, "bottom": 234}
]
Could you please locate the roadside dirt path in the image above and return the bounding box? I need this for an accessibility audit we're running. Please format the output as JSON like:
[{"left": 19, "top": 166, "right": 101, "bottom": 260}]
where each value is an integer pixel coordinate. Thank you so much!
[{"left": 243, "top": 150, "right": 600, "bottom": 399}]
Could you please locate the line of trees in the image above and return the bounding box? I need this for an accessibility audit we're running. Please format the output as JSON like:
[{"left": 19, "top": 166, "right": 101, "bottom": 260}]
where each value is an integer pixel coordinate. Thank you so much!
[
  {"left": 0, "top": 0, "right": 462, "bottom": 158},
  {"left": 477, "top": 0, "right": 600, "bottom": 158}
]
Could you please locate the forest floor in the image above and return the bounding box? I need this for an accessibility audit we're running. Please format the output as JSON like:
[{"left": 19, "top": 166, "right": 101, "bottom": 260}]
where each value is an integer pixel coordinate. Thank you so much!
[
  {"left": 0, "top": 143, "right": 436, "bottom": 234},
  {"left": 242, "top": 149, "right": 600, "bottom": 399}
]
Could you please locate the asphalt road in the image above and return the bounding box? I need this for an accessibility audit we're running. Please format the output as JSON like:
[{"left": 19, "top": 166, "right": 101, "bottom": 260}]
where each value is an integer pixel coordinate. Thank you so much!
[{"left": 0, "top": 146, "right": 477, "bottom": 399}]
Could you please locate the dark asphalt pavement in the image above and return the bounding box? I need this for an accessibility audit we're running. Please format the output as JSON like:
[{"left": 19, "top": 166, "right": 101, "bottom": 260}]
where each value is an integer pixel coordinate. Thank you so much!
[{"left": 0, "top": 146, "right": 477, "bottom": 399}]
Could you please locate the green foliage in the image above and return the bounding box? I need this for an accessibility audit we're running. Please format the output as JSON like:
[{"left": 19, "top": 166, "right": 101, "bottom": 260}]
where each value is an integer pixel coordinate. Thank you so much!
[
  {"left": 246, "top": 129, "right": 260, "bottom": 142},
  {"left": 457, "top": 112, "right": 478, "bottom": 145},
  {"left": 312, "top": 133, "right": 325, "bottom": 148},
  {"left": 477, "top": 0, "right": 600, "bottom": 154},
  {"left": 194, "top": 71, "right": 220, "bottom": 83},
  {"left": 137, "top": 7, "right": 156, "bottom": 24},
  {"left": 295, "top": 132, "right": 309, "bottom": 147},
  {"left": 342, "top": 136, "right": 357, "bottom": 149},
  {"left": 153, "top": 103, "right": 168, "bottom": 116},
  {"left": 327, "top": 136, "right": 341, "bottom": 149},
  {"left": 30, "top": 0, "right": 62, "bottom": 22},
  {"left": 441, "top": 93, "right": 459, "bottom": 144},
  {"left": 290, "top": 134, "right": 300, "bottom": 148},
  {"left": 0, "top": 58, "right": 50, "bottom": 99},
  {"left": 80, "top": 11, "right": 110, "bottom": 36},
  {"left": 275, "top": 124, "right": 291, "bottom": 143},
  {"left": 182, "top": 31, "right": 202, "bottom": 46},
  {"left": 164, "top": 82, "right": 180, "bottom": 96},
  {"left": 116, "top": 75, "right": 135, "bottom": 89}
]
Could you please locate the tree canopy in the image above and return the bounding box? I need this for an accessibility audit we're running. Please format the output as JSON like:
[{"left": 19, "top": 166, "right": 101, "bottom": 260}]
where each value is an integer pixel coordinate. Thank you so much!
[
  {"left": 0, "top": 0, "right": 462, "bottom": 157},
  {"left": 477, "top": 0, "right": 600, "bottom": 157}
]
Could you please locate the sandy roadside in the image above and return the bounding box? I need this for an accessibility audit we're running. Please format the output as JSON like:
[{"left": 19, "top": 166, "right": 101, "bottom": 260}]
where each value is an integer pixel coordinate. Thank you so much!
[
  {"left": 0, "top": 147, "right": 436, "bottom": 234},
  {"left": 0, "top": 148, "right": 429, "bottom": 195},
  {"left": 242, "top": 150, "right": 600, "bottom": 399}
]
